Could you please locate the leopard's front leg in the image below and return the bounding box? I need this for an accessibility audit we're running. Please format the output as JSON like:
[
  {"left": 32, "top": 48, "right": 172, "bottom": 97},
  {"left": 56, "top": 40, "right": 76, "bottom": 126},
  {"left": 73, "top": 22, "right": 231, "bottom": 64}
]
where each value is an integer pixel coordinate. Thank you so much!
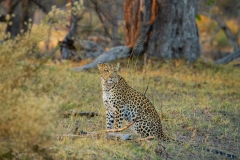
[
  {"left": 113, "top": 108, "right": 125, "bottom": 129},
  {"left": 106, "top": 110, "right": 114, "bottom": 129}
]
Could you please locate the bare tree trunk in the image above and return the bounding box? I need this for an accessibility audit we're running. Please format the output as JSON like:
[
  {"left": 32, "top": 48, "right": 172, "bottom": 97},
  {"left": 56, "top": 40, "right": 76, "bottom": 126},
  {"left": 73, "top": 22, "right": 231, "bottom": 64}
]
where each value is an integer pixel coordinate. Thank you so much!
[
  {"left": 124, "top": 0, "right": 143, "bottom": 48},
  {"left": 124, "top": 0, "right": 200, "bottom": 62},
  {"left": 111, "top": 3, "right": 119, "bottom": 46},
  {"left": 60, "top": 0, "right": 84, "bottom": 60},
  {"left": 2, "top": 0, "right": 52, "bottom": 39},
  {"left": 5, "top": 0, "right": 21, "bottom": 38},
  {"left": 20, "top": 0, "right": 31, "bottom": 33},
  {"left": 5, "top": 0, "right": 34, "bottom": 38}
]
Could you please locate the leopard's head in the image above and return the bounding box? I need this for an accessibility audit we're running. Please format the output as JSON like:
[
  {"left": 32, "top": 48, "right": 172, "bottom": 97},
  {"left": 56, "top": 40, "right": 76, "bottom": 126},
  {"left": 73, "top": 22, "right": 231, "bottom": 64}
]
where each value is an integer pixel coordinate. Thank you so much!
[{"left": 98, "top": 63, "right": 120, "bottom": 84}]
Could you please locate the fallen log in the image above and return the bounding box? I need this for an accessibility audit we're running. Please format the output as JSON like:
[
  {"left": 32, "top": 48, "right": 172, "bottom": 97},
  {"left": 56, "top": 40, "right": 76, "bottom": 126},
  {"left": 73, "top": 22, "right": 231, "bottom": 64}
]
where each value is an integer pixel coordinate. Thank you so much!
[
  {"left": 79, "top": 40, "right": 104, "bottom": 60},
  {"left": 62, "top": 111, "right": 99, "bottom": 118},
  {"left": 72, "top": 46, "right": 131, "bottom": 71},
  {"left": 80, "top": 40, "right": 104, "bottom": 52}
]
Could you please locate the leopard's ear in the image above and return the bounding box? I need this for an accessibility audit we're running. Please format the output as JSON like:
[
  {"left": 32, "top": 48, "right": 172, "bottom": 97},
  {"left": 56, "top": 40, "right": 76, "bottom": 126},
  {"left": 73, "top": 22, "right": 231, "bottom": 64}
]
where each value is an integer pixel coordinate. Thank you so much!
[{"left": 116, "top": 62, "right": 120, "bottom": 71}]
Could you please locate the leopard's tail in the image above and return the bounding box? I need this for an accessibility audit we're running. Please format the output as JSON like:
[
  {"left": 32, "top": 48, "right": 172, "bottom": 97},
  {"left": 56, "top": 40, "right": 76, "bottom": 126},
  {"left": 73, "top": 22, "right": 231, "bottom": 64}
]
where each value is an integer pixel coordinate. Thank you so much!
[
  {"left": 159, "top": 134, "right": 237, "bottom": 159},
  {"left": 159, "top": 133, "right": 184, "bottom": 145}
]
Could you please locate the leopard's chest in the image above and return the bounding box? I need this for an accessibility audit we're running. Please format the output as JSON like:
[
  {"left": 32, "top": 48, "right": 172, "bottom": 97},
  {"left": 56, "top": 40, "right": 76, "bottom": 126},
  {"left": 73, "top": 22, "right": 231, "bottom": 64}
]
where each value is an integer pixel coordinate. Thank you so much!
[
  {"left": 102, "top": 91, "right": 111, "bottom": 103},
  {"left": 102, "top": 91, "right": 118, "bottom": 112}
]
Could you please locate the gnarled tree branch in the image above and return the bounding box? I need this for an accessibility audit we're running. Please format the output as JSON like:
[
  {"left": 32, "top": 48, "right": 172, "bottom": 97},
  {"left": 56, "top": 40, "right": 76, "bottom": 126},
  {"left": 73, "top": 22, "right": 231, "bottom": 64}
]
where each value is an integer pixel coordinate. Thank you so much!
[
  {"left": 200, "top": 12, "right": 239, "bottom": 51},
  {"left": 215, "top": 49, "right": 240, "bottom": 64}
]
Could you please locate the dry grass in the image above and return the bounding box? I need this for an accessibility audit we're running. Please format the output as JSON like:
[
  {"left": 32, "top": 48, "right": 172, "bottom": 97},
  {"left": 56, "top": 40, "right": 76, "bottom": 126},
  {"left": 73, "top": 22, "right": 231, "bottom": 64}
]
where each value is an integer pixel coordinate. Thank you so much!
[
  {"left": 47, "top": 59, "right": 239, "bottom": 160},
  {"left": 0, "top": 4, "right": 239, "bottom": 160},
  {"left": 0, "top": 37, "right": 239, "bottom": 159}
]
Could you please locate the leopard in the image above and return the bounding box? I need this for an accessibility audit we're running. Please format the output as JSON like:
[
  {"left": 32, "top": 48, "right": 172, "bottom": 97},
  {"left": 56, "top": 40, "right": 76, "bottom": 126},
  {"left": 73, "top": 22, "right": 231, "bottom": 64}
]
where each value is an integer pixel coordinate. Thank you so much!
[{"left": 98, "top": 62, "right": 237, "bottom": 159}]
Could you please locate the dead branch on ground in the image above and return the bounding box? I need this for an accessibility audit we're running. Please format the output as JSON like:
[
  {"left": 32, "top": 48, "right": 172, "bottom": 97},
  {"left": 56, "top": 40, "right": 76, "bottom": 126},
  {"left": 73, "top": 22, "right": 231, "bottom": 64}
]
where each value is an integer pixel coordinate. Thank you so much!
[{"left": 62, "top": 111, "right": 99, "bottom": 118}]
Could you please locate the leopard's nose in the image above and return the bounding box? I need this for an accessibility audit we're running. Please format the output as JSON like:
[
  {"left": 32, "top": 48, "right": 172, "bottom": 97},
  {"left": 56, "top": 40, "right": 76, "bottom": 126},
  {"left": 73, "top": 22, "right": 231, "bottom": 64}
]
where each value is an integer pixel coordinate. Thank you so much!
[{"left": 109, "top": 73, "right": 114, "bottom": 78}]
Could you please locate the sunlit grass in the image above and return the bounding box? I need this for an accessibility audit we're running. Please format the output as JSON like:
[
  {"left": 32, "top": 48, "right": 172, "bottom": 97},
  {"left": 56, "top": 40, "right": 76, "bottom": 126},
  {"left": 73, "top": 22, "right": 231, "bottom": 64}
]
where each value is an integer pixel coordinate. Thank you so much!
[
  {"left": 1, "top": 38, "right": 239, "bottom": 159},
  {"left": 48, "top": 59, "right": 240, "bottom": 159}
]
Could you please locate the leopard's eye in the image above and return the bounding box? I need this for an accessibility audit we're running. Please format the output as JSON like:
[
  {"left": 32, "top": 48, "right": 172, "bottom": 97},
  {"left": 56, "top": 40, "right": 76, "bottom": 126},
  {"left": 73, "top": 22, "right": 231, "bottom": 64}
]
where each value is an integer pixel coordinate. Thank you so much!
[{"left": 104, "top": 69, "right": 109, "bottom": 73}]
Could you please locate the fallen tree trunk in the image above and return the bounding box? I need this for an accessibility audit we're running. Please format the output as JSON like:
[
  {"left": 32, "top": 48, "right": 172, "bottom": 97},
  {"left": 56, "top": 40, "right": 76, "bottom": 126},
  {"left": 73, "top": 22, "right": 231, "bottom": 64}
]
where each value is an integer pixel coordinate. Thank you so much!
[
  {"left": 62, "top": 111, "right": 99, "bottom": 118},
  {"left": 72, "top": 46, "right": 130, "bottom": 71},
  {"left": 78, "top": 40, "right": 104, "bottom": 60},
  {"left": 215, "top": 49, "right": 240, "bottom": 64}
]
